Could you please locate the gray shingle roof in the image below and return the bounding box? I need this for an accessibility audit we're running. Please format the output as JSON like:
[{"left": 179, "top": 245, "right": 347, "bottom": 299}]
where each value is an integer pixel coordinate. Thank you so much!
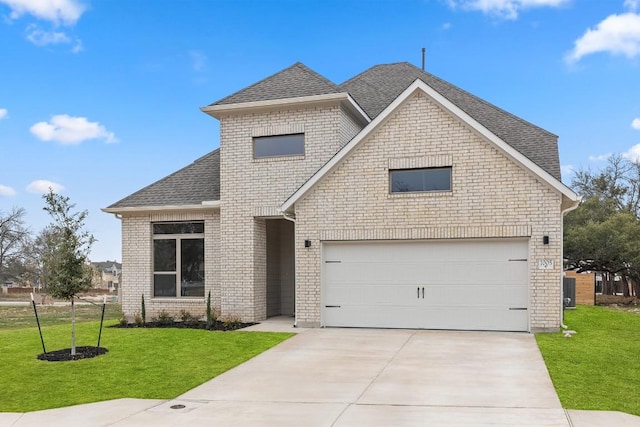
[
  {"left": 108, "top": 149, "right": 219, "bottom": 208},
  {"left": 210, "top": 62, "right": 341, "bottom": 106},
  {"left": 339, "top": 62, "right": 561, "bottom": 180},
  {"left": 110, "top": 61, "right": 562, "bottom": 210}
]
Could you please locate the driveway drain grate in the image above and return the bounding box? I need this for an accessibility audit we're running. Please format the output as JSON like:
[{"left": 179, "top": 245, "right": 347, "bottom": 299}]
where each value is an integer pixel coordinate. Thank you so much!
[{"left": 170, "top": 404, "right": 186, "bottom": 410}]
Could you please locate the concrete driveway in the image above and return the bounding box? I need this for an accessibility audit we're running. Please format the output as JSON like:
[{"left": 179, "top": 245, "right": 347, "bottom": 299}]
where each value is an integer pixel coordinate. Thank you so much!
[{"left": 5, "top": 323, "right": 640, "bottom": 426}]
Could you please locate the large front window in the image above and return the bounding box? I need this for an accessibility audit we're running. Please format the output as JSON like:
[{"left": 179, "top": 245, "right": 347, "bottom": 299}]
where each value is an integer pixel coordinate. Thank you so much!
[
  {"left": 253, "top": 133, "right": 304, "bottom": 158},
  {"left": 390, "top": 167, "right": 452, "bottom": 193},
  {"left": 153, "top": 222, "right": 204, "bottom": 297}
]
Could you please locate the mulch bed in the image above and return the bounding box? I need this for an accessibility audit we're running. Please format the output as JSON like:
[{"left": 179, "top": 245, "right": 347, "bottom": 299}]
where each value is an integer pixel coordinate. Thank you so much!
[
  {"left": 38, "top": 346, "right": 108, "bottom": 362},
  {"left": 112, "top": 320, "right": 256, "bottom": 332}
]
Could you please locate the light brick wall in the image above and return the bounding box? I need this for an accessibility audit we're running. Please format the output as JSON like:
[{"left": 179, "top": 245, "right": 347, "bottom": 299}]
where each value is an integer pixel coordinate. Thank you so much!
[
  {"left": 218, "top": 104, "right": 363, "bottom": 321},
  {"left": 294, "top": 92, "right": 564, "bottom": 332},
  {"left": 120, "top": 210, "right": 219, "bottom": 320}
]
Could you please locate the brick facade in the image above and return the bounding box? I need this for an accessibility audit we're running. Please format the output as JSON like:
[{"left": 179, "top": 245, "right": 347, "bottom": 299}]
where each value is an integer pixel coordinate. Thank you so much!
[
  {"left": 294, "top": 92, "right": 564, "bottom": 331},
  {"left": 217, "top": 103, "right": 363, "bottom": 321},
  {"left": 120, "top": 210, "right": 219, "bottom": 320},
  {"left": 117, "top": 82, "right": 569, "bottom": 332}
]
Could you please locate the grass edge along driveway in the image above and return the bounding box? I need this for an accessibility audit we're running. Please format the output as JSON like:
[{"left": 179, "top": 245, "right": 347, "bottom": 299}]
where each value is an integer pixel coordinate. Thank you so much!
[
  {"left": 536, "top": 305, "right": 640, "bottom": 417},
  {"left": 0, "top": 321, "right": 293, "bottom": 413}
]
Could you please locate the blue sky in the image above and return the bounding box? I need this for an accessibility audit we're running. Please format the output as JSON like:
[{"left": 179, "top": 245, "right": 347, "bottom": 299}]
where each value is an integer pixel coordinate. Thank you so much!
[{"left": 1, "top": 0, "right": 640, "bottom": 262}]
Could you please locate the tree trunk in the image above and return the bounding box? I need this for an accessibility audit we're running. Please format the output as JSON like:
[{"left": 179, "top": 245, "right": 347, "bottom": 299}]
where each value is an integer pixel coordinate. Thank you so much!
[
  {"left": 621, "top": 276, "right": 631, "bottom": 297},
  {"left": 71, "top": 298, "right": 76, "bottom": 356}
]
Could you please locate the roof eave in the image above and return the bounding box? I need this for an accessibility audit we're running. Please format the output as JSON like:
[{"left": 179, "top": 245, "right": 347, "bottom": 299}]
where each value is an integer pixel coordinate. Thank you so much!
[
  {"left": 102, "top": 201, "right": 220, "bottom": 215},
  {"left": 281, "top": 79, "right": 579, "bottom": 213},
  {"left": 201, "top": 92, "right": 369, "bottom": 123}
]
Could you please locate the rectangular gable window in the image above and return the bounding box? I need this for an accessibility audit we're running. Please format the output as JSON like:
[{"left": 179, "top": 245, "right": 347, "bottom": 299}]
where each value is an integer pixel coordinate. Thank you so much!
[
  {"left": 253, "top": 133, "right": 304, "bottom": 158},
  {"left": 152, "top": 221, "right": 205, "bottom": 298},
  {"left": 390, "top": 167, "right": 452, "bottom": 193}
]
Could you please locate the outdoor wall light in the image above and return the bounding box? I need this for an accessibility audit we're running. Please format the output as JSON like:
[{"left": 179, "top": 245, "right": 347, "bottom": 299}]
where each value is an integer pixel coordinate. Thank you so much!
[
  {"left": 304, "top": 239, "right": 312, "bottom": 248},
  {"left": 543, "top": 235, "right": 550, "bottom": 245}
]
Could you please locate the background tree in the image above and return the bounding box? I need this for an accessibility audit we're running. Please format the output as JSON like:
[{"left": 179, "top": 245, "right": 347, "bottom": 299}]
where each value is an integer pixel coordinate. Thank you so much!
[
  {"left": 0, "top": 207, "right": 30, "bottom": 283},
  {"left": 41, "top": 189, "right": 95, "bottom": 356},
  {"left": 565, "top": 155, "right": 640, "bottom": 297}
]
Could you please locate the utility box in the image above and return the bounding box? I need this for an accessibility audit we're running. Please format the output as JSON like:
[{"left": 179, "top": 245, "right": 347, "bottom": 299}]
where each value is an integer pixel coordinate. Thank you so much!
[{"left": 563, "top": 277, "right": 576, "bottom": 309}]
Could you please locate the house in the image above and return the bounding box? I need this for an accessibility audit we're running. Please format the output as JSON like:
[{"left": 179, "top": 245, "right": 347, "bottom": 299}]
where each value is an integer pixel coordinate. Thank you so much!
[
  {"left": 104, "top": 62, "right": 579, "bottom": 332},
  {"left": 90, "top": 261, "right": 121, "bottom": 292}
]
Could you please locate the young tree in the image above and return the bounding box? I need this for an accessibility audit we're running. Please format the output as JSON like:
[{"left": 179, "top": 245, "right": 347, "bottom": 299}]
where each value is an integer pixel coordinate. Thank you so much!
[{"left": 41, "top": 189, "right": 95, "bottom": 356}]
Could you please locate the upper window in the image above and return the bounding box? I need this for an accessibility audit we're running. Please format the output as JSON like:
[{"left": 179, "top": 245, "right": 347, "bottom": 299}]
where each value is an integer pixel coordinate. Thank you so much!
[
  {"left": 390, "top": 167, "right": 452, "bottom": 193},
  {"left": 253, "top": 133, "right": 304, "bottom": 158},
  {"left": 152, "top": 222, "right": 204, "bottom": 298}
]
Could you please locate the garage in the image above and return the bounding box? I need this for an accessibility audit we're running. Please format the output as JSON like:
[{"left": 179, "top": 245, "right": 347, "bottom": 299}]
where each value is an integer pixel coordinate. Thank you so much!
[{"left": 322, "top": 239, "right": 529, "bottom": 331}]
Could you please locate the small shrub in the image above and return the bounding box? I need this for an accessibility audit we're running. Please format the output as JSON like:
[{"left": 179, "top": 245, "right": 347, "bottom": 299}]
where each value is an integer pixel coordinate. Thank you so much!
[
  {"left": 154, "top": 310, "right": 174, "bottom": 327},
  {"left": 206, "top": 291, "right": 213, "bottom": 328},
  {"left": 133, "top": 311, "right": 143, "bottom": 327},
  {"left": 119, "top": 311, "right": 128, "bottom": 327},
  {"left": 179, "top": 310, "right": 201, "bottom": 326},
  {"left": 221, "top": 313, "right": 242, "bottom": 330},
  {"left": 141, "top": 294, "right": 146, "bottom": 325}
]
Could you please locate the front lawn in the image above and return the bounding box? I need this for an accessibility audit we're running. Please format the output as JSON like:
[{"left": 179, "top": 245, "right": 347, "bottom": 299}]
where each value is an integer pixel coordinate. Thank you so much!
[
  {"left": 536, "top": 306, "right": 640, "bottom": 416},
  {"left": 0, "top": 304, "right": 121, "bottom": 330},
  {"left": 0, "top": 321, "right": 292, "bottom": 412}
]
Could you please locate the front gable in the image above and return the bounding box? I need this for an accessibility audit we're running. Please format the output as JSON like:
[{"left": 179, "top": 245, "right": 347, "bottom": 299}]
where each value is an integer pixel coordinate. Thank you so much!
[
  {"left": 281, "top": 80, "right": 578, "bottom": 214},
  {"left": 294, "top": 90, "right": 562, "bottom": 230}
]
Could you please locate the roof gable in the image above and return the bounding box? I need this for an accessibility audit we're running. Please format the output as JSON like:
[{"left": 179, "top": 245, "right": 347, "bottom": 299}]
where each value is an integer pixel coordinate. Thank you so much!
[
  {"left": 281, "top": 80, "right": 578, "bottom": 213},
  {"left": 210, "top": 62, "right": 341, "bottom": 106},
  {"left": 340, "top": 62, "right": 561, "bottom": 181},
  {"left": 106, "top": 149, "right": 220, "bottom": 210}
]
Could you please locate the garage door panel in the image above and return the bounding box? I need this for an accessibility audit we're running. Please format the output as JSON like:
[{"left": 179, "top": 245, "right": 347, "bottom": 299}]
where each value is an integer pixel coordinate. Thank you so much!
[{"left": 322, "top": 239, "right": 529, "bottom": 332}]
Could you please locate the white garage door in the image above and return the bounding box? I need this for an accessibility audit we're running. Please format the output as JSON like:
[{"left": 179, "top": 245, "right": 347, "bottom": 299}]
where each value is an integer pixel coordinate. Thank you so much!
[{"left": 322, "top": 239, "right": 529, "bottom": 331}]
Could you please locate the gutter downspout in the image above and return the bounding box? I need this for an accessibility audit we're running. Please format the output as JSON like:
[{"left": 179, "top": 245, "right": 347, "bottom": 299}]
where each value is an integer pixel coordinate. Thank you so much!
[{"left": 560, "top": 198, "right": 581, "bottom": 329}]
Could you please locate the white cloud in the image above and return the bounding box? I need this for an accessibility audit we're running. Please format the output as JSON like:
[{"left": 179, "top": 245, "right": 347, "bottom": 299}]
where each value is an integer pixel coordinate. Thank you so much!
[
  {"left": 588, "top": 153, "right": 612, "bottom": 162},
  {"left": 24, "top": 23, "right": 81, "bottom": 51},
  {"left": 30, "top": 114, "right": 118, "bottom": 145},
  {"left": 566, "top": 12, "right": 640, "bottom": 63},
  {"left": 447, "top": 0, "right": 570, "bottom": 20},
  {"left": 26, "top": 24, "right": 69, "bottom": 45},
  {"left": 0, "top": 108, "right": 7, "bottom": 119},
  {"left": 442, "top": 22, "right": 452, "bottom": 30},
  {"left": 625, "top": 0, "right": 639, "bottom": 12},
  {"left": 632, "top": 118, "right": 640, "bottom": 129},
  {"left": 624, "top": 143, "right": 640, "bottom": 161},
  {"left": 561, "top": 164, "right": 575, "bottom": 176},
  {"left": 0, "top": 0, "right": 85, "bottom": 26},
  {"left": 26, "top": 180, "right": 64, "bottom": 194},
  {"left": 0, "top": 184, "right": 16, "bottom": 196}
]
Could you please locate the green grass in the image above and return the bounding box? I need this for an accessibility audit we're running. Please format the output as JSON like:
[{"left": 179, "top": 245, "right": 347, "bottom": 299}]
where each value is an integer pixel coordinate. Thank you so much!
[
  {"left": 0, "top": 321, "right": 292, "bottom": 412},
  {"left": 536, "top": 306, "right": 640, "bottom": 416},
  {"left": 0, "top": 304, "right": 121, "bottom": 330}
]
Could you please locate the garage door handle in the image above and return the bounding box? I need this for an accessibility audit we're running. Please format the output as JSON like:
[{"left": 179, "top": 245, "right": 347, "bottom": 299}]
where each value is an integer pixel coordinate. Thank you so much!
[
  {"left": 325, "top": 305, "right": 341, "bottom": 308},
  {"left": 509, "top": 307, "right": 527, "bottom": 310},
  {"left": 417, "top": 287, "right": 420, "bottom": 299},
  {"left": 422, "top": 287, "right": 424, "bottom": 299}
]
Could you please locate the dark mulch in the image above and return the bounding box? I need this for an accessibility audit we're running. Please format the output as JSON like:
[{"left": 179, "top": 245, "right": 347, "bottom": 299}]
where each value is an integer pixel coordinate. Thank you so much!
[
  {"left": 38, "top": 346, "right": 108, "bottom": 362},
  {"left": 596, "top": 295, "right": 639, "bottom": 306},
  {"left": 111, "top": 320, "right": 256, "bottom": 332}
]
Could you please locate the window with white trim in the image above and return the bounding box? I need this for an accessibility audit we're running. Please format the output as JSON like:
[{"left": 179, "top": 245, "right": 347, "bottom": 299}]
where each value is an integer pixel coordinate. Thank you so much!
[
  {"left": 253, "top": 133, "right": 304, "bottom": 158},
  {"left": 390, "top": 167, "right": 452, "bottom": 193},
  {"left": 152, "top": 222, "right": 204, "bottom": 297}
]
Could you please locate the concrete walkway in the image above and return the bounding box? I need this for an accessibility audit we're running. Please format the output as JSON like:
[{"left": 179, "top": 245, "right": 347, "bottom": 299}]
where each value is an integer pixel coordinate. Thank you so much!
[{"left": 2, "top": 318, "right": 639, "bottom": 426}]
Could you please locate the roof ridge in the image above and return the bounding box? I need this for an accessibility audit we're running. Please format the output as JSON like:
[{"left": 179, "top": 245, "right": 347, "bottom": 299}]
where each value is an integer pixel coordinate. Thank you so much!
[
  {"left": 210, "top": 62, "right": 339, "bottom": 106},
  {"left": 412, "top": 64, "right": 557, "bottom": 138},
  {"left": 107, "top": 148, "right": 219, "bottom": 208}
]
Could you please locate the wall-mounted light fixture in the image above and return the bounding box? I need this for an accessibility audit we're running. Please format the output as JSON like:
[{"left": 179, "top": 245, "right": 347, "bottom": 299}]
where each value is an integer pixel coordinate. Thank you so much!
[
  {"left": 543, "top": 235, "right": 549, "bottom": 245},
  {"left": 304, "top": 239, "right": 311, "bottom": 248}
]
